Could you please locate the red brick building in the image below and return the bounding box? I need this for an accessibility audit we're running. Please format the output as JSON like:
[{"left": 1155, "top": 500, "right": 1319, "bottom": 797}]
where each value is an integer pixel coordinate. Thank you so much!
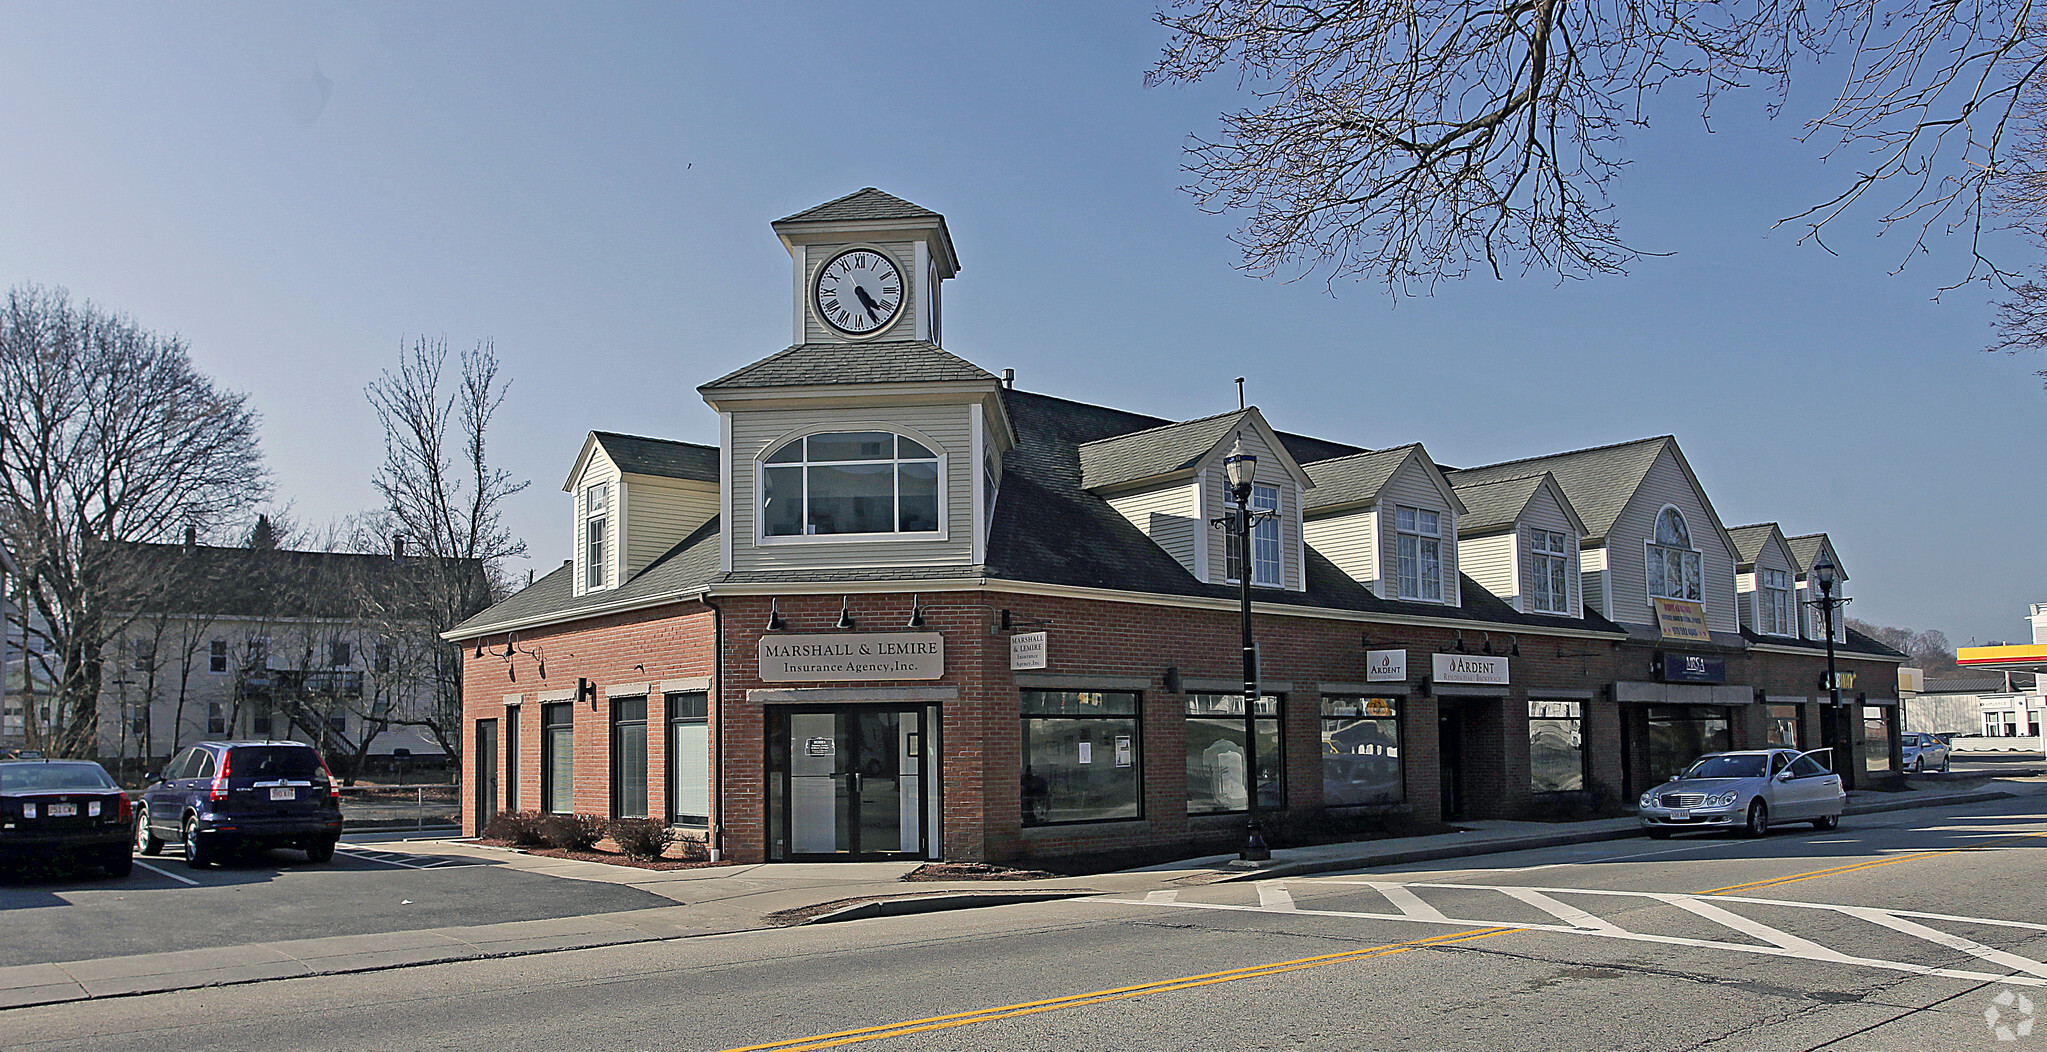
[{"left": 447, "top": 189, "right": 1904, "bottom": 865}]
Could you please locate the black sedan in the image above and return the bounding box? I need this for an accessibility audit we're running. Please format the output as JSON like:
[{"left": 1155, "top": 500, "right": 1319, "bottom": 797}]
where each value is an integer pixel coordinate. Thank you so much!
[{"left": 0, "top": 759, "right": 134, "bottom": 878}]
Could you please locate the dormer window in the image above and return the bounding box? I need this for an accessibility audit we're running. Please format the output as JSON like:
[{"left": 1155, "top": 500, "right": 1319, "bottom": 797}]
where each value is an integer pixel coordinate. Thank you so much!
[
  {"left": 1394, "top": 505, "right": 1442, "bottom": 601},
  {"left": 1523, "top": 529, "right": 1573, "bottom": 614},
  {"left": 1648, "top": 507, "right": 1701, "bottom": 601},
  {"left": 1760, "top": 568, "right": 1793, "bottom": 635},
  {"left": 762, "top": 431, "right": 942, "bottom": 538},
  {"left": 585, "top": 483, "right": 610, "bottom": 589},
  {"left": 1225, "top": 484, "right": 1282, "bottom": 587}
]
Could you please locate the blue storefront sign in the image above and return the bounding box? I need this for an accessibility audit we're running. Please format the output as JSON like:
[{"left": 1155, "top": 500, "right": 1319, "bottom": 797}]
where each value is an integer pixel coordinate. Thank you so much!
[{"left": 1659, "top": 652, "right": 1725, "bottom": 684}]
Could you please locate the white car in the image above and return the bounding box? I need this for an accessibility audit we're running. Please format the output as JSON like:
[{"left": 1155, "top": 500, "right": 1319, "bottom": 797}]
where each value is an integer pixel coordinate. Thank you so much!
[
  {"left": 1901, "top": 732, "right": 1951, "bottom": 773},
  {"left": 1638, "top": 749, "right": 1845, "bottom": 838}
]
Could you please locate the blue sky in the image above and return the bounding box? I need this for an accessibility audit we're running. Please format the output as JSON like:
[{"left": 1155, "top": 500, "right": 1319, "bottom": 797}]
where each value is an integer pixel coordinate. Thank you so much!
[{"left": 1, "top": 3, "right": 2038, "bottom": 647}]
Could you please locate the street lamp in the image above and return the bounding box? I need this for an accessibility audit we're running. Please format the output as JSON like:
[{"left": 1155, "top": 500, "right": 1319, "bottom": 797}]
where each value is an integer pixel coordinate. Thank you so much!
[
  {"left": 1219, "top": 438, "right": 1271, "bottom": 862},
  {"left": 1807, "top": 556, "right": 1851, "bottom": 787}
]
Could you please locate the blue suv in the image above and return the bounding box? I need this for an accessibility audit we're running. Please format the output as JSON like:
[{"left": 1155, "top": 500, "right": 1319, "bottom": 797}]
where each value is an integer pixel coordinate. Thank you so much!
[{"left": 135, "top": 741, "right": 344, "bottom": 867}]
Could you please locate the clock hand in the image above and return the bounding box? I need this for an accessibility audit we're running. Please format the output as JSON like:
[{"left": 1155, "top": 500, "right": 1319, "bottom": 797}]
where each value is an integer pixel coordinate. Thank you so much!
[{"left": 853, "top": 285, "right": 886, "bottom": 318}]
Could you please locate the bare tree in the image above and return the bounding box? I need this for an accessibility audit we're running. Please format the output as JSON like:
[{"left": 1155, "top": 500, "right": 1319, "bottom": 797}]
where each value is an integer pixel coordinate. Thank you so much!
[
  {"left": 0, "top": 284, "right": 268, "bottom": 757},
  {"left": 364, "top": 337, "right": 525, "bottom": 767},
  {"left": 1149, "top": 0, "right": 2047, "bottom": 292},
  {"left": 1848, "top": 618, "right": 1958, "bottom": 672}
]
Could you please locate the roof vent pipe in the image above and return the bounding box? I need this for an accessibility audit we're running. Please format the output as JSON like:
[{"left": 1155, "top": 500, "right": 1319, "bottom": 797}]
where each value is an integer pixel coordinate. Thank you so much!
[
  {"left": 183, "top": 525, "right": 197, "bottom": 551},
  {"left": 1001, "top": 368, "right": 1014, "bottom": 389},
  {"left": 393, "top": 535, "right": 407, "bottom": 559}
]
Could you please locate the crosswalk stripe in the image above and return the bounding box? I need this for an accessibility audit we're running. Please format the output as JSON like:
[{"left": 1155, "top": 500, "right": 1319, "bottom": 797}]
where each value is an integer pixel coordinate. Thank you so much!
[{"left": 1497, "top": 887, "right": 1622, "bottom": 932}]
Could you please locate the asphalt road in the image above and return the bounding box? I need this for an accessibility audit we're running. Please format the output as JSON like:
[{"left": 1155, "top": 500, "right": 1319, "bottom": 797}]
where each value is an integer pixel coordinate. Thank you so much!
[
  {"left": 9, "top": 796, "right": 2046, "bottom": 1051},
  {"left": 0, "top": 842, "right": 670, "bottom": 967}
]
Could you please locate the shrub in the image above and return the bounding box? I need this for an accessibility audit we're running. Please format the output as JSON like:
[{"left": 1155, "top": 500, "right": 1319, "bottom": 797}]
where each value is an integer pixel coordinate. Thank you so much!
[
  {"left": 606, "top": 818, "right": 677, "bottom": 861},
  {"left": 671, "top": 833, "right": 710, "bottom": 861},
  {"left": 482, "top": 810, "right": 546, "bottom": 847},
  {"left": 534, "top": 812, "right": 606, "bottom": 851}
]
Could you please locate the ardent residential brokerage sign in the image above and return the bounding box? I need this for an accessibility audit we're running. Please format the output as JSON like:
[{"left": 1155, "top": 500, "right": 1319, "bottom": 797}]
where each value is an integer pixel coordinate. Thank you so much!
[
  {"left": 1366, "top": 649, "right": 1407, "bottom": 682},
  {"left": 1432, "top": 652, "right": 1510, "bottom": 686},
  {"left": 760, "top": 632, "right": 944, "bottom": 682}
]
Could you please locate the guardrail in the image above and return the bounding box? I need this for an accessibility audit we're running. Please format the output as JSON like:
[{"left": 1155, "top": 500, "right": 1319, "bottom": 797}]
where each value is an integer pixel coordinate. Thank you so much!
[{"left": 340, "top": 784, "right": 459, "bottom": 830}]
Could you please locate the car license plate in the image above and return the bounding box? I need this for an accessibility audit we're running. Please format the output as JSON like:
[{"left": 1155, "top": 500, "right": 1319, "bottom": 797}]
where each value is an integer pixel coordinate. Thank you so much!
[
  {"left": 49, "top": 803, "right": 77, "bottom": 817},
  {"left": 269, "top": 787, "right": 295, "bottom": 801},
  {"left": 1670, "top": 810, "right": 1689, "bottom": 820}
]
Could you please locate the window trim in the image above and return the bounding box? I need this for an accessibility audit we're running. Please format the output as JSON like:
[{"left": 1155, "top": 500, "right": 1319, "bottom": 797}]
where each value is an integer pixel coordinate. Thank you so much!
[
  {"left": 609, "top": 695, "right": 649, "bottom": 821},
  {"left": 1320, "top": 695, "right": 1404, "bottom": 807},
  {"left": 584, "top": 482, "right": 611, "bottom": 591},
  {"left": 1527, "top": 698, "right": 1588, "bottom": 794},
  {"left": 540, "top": 702, "right": 575, "bottom": 815},
  {"left": 1223, "top": 483, "right": 1285, "bottom": 588},
  {"left": 1393, "top": 505, "right": 1445, "bottom": 602},
  {"left": 665, "top": 691, "right": 710, "bottom": 826},
  {"left": 1759, "top": 567, "right": 1794, "bottom": 636},
  {"left": 1020, "top": 689, "right": 1143, "bottom": 828},
  {"left": 756, "top": 428, "right": 951, "bottom": 545},
  {"left": 1645, "top": 505, "right": 1703, "bottom": 602},
  {"left": 1185, "top": 692, "right": 1285, "bottom": 815},
  {"left": 1522, "top": 528, "right": 1574, "bottom": 615}
]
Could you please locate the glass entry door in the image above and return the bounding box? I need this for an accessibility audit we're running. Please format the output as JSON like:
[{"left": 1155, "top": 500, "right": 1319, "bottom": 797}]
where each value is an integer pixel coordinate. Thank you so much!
[{"left": 773, "top": 707, "right": 930, "bottom": 860}]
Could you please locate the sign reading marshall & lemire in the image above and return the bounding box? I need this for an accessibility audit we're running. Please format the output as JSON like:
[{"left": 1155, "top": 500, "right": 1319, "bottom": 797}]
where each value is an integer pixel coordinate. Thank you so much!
[
  {"left": 1010, "top": 631, "right": 1048, "bottom": 671},
  {"left": 759, "top": 632, "right": 944, "bottom": 682},
  {"left": 1432, "top": 652, "right": 1510, "bottom": 685}
]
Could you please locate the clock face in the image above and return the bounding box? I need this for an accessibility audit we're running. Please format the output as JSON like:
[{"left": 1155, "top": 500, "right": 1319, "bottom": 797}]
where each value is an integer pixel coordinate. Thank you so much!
[{"left": 813, "top": 248, "right": 903, "bottom": 336}]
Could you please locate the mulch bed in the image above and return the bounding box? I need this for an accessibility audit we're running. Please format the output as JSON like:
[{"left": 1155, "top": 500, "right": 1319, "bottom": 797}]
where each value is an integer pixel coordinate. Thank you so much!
[
  {"left": 901, "top": 861, "right": 1058, "bottom": 881},
  {"left": 468, "top": 837, "right": 732, "bottom": 871}
]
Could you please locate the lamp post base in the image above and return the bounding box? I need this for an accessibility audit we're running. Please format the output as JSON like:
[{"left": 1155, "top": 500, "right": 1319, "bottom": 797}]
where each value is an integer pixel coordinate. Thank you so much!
[{"left": 1239, "top": 817, "right": 1271, "bottom": 862}]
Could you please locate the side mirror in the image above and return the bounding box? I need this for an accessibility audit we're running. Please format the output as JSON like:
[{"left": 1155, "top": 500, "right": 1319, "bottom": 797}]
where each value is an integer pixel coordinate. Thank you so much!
[{"left": 1775, "top": 770, "right": 1794, "bottom": 782}]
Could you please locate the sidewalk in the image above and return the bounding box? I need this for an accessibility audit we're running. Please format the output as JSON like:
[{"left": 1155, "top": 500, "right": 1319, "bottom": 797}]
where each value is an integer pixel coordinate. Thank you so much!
[{"left": 4, "top": 778, "right": 2036, "bottom": 1011}]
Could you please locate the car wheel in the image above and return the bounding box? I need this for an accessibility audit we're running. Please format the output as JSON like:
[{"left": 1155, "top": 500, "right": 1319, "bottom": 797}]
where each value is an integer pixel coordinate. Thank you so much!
[
  {"left": 182, "top": 816, "right": 216, "bottom": 869},
  {"left": 1910, "top": 757, "right": 1924, "bottom": 774},
  {"left": 134, "top": 807, "right": 163, "bottom": 856},
  {"left": 1811, "top": 813, "right": 1840, "bottom": 831},
  {"left": 1939, "top": 756, "right": 1951, "bottom": 773},
  {"left": 1646, "top": 828, "right": 1672, "bottom": 840},
  {"left": 1743, "top": 800, "right": 1770, "bottom": 838},
  {"left": 304, "top": 837, "right": 337, "bottom": 864},
  {"left": 102, "top": 847, "right": 133, "bottom": 878}
]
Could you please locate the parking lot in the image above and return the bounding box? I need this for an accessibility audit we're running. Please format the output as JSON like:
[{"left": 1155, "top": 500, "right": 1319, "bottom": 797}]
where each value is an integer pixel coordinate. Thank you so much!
[{"left": 0, "top": 840, "right": 675, "bottom": 969}]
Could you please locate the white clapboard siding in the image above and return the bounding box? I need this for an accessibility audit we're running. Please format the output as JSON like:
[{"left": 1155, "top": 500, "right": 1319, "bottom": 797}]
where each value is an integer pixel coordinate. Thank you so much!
[
  {"left": 1460, "top": 533, "right": 1516, "bottom": 606},
  {"left": 1106, "top": 482, "right": 1200, "bottom": 576},
  {"left": 800, "top": 241, "right": 922, "bottom": 345},
  {"left": 1603, "top": 445, "right": 1738, "bottom": 632},
  {"left": 1305, "top": 508, "right": 1377, "bottom": 593},
  {"left": 1736, "top": 571, "right": 1757, "bottom": 631},
  {"left": 1199, "top": 427, "right": 1304, "bottom": 591},
  {"left": 728, "top": 402, "right": 979, "bottom": 573},
  {"left": 624, "top": 476, "right": 720, "bottom": 576},
  {"left": 570, "top": 448, "right": 622, "bottom": 596},
  {"left": 1580, "top": 547, "right": 1609, "bottom": 618}
]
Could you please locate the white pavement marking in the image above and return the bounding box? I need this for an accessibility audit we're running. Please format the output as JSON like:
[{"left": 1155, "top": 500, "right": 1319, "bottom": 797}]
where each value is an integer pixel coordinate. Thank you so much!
[
  {"left": 1258, "top": 884, "right": 1297, "bottom": 911},
  {"left": 131, "top": 858, "right": 199, "bottom": 885},
  {"left": 1096, "top": 879, "right": 2047, "bottom": 989},
  {"left": 1143, "top": 890, "right": 1179, "bottom": 904},
  {"left": 1497, "top": 887, "right": 1623, "bottom": 932},
  {"left": 336, "top": 848, "right": 476, "bottom": 870}
]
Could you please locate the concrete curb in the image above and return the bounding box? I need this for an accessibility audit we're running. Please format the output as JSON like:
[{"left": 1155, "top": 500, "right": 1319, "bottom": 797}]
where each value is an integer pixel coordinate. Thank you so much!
[
  {"left": 1843, "top": 789, "right": 2013, "bottom": 816},
  {"left": 801, "top": 890, "right": 1095, "bottom": 925}
]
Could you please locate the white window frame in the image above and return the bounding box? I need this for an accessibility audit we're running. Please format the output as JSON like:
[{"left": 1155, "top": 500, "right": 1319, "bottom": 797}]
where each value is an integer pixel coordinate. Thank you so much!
[
  {"left": 1394, "top": 505, "right": 1444, "bottom": 602},
  {"left": 1645, "top": 506, "right": 1702, "bottom": 602},
  {"left": 1225, "top": 484, "right": 1284, "bottom": 587},
  {"left": 756, "top": 430, "right": 950, "bottom": 545},
  {"left": 584, "top": 482, "right": 610, "bottom": 591},
  {"left": 1760, "top": 567, "right": 1793, "bottom": 636},
  {"left": 1522, "top": 528, "right": 1573, "bottom": 614}
]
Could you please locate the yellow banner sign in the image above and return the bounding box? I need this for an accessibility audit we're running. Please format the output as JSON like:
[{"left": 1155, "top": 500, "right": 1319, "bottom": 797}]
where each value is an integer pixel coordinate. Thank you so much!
[{"left": 1653, "top": 598, "right": 1712, "bottom": 643}]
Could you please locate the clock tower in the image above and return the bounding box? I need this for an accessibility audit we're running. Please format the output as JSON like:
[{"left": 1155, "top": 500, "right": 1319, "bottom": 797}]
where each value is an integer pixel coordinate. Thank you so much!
[{"left": 771, "top": 188, "right": 959, "bottom": 347}]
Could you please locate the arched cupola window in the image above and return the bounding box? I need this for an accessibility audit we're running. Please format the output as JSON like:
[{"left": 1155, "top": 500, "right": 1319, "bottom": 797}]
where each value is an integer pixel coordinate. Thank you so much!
[
  {"left": 1647, "top": 507, "right": 1701, "bottom": 601},
  {"left": 762, "top": 431, "right": 942, "bottom": 538}
]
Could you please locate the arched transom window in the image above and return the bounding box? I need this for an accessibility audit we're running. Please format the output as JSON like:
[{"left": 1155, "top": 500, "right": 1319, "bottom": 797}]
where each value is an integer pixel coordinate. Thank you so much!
[
  {"left": 1647, "top": 507, "right": 1701, "bottom": 601},
  {"left": 762, "top": 431, "right": 941, "bottom": 537}
]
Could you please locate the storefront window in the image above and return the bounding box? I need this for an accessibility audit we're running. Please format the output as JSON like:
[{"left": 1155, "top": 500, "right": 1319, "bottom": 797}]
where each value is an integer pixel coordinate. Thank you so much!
[
  {"left": 611, "top": 696, "right": 647, "bottom": 820},
  {"left": 1187, "top": 693, "right": 1283, "bottom": 813},
  {"left": 542, "top": 702, "right": 574, "bottom": 814},
  {"left": 1528, "top": 700, "right": 1585, "bottom": 792},
  {"left": 1321, "top": 697, "right": 1401, "bottom": 806},
  {"left": 666, "top": 692, "right": 709, "bottom": 825},
  {"left": 1766, "top": 704, "right": 1801, "bottom": 748},
  {"left": 1021, "top": 690, "right": 1139, "bottom": 825},
  {"left": 1863, "top": 707, "right": 1893, "bottom": 774},
  {"left": 1645, "top": 705, "right": 1730, "bottom": 781}
]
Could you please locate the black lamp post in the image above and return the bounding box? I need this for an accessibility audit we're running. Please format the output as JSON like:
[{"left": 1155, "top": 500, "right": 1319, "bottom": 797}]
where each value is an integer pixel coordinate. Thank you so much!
[
  {"left": 1220, "top": 438, "right": 1271, "bottom": 862},
  {"left": 1808, "top": 556, "right": 1850, "bottom": 787}
]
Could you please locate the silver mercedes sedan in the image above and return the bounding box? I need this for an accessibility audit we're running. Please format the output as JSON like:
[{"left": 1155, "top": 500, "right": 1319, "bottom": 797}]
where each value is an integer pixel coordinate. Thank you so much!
[{"left": 1638, "top": 749, "right": 1845, "bottom": 839}]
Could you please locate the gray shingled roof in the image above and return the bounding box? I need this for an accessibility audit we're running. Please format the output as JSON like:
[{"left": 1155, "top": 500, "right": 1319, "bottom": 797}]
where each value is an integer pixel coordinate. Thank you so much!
[
  {"left": 1447, "top": 436, "right": 1669, "bottom": 543},
  {"left": 1303, "top": 445, "right": 1421, "bottom": 512},
  {"left": 1726, "top": 523, "right": 1778, "bottom": 565},
  {"left": 449, "top": 517, "right": 723, "bottom": 635},
  {"left": 1917, "top": 673, "right": 2034, "bottom": 693},
  {"left": 776, "top": 188, "right": 939, "bottom": 224},
  {"left": 1076, "top": 409, "right": 1250, "bottom": 491},
  {"left": 699, "top": 341, "right": 995, "bottom": 391},
  {"left": 1451, "top": 473, "right": 1547, "bottom": 534},
  {"left": 593, "top": 432, "right": 718, "bottom": 483},
  {"left": 1785, "top": 533, "right": 1840, "bottom": 578}
]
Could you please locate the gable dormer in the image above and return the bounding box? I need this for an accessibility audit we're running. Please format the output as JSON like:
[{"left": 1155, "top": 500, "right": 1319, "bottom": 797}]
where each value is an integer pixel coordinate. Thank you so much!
[
  {"left": 1301, "top": 444, "right": 1466, "bottom": 605},
  {"left": 1727, "top": 523, "right": 1800, "bottom": 637},
  {"left": 1787, "top": 532, "right": 1849, "bottom": 642},
  {"left": 1450, "top": 472, "right": 1587, "bottom": 615},
  {"left": 564, "top": 432, "right": 721, "bottom": 596},
  {"left": 1079, "top": 407, "right": 1312, "bottom": 591}
]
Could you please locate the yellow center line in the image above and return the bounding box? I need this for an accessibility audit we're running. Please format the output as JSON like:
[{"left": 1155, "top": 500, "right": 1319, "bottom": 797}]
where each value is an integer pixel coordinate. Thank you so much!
[
  {"left": 1703, "top": 828, "right": 2047, "bottom": 895},
  {"left": 715, "top": 927, "right": 1518, "bottom": 1052}
]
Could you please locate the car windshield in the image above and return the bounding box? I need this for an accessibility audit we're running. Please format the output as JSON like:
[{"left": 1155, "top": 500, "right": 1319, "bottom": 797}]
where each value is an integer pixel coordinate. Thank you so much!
[
  {"left": 229, "top": 746, "right": 323, "bottom": 780},
  {"left": 0, "top": 763, "right": 119, "bottom": 792},
  {"left": 1684, "top": 755, "right": 1767, "bottom": 780}
]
